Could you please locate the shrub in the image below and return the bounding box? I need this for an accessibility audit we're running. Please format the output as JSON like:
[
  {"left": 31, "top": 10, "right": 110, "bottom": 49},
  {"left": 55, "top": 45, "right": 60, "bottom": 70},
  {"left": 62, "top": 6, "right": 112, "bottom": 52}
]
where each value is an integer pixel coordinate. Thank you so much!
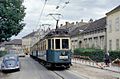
[
  {"left": 0, "top": 51, "right": 7, "bottom": 57},
  {"left": 109, "top": 50, "right": 120, "bottom": 61},
  {"left": 74, "top": 48, "right": 104, "bottom": 62}
]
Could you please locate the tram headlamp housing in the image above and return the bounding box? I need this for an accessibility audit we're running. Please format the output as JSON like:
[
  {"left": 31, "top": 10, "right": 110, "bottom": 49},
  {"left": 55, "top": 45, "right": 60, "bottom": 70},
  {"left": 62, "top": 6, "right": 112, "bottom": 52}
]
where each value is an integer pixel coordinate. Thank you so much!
[{"left": 61, "top": 51, "right": 66, "bottom": 56}]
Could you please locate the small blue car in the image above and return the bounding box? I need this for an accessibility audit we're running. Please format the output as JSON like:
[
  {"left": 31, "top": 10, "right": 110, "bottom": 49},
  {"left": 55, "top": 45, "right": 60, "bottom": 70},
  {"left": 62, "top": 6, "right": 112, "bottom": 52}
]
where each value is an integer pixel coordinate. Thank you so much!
[{"left": 1, "top": 54, "right": 21, "bottom": 71}]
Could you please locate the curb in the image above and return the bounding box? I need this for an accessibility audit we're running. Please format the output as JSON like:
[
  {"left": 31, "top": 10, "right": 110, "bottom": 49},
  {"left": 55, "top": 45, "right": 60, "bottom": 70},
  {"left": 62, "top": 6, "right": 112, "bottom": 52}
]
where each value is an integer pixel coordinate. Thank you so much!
[{"left": 72, "top": 62, "right": 120, "bottom": 73}]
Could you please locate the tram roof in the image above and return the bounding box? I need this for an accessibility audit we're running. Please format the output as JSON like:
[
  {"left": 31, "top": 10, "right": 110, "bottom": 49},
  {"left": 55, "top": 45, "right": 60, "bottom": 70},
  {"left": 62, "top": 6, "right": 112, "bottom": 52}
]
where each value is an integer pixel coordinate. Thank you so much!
[{"left": 44, "top": 29, "right": 70, "bottom": 38}]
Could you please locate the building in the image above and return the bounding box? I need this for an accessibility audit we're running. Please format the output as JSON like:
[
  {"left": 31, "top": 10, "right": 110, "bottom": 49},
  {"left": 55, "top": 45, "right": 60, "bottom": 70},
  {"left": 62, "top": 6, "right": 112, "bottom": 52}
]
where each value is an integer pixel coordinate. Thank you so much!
[
  {"left": 22, "top": 31, "right": 39, "bottom": 54},
  {"left": 106, "top": 5, "right": 120, "bottom": 51},
  {"left": 4, "top": 39, "right": 22, "bottom": 53},
  {"left": 0, "top": 41, "right": 7, "bottom": 51},
  {"left": 82, "top": 17, "right": 106, "bottom": 49},
  {"left": 22, "top": 28, "right": 50, "bottom": 54},
  {"left": 70, "top": 17, "right": 106, "bottom": 52},
  {"left": 70, "top": 23, "right": 88, "bottom": 52},
  {"left": 60, "top": 20, "right": 87, "bottom": 33}
]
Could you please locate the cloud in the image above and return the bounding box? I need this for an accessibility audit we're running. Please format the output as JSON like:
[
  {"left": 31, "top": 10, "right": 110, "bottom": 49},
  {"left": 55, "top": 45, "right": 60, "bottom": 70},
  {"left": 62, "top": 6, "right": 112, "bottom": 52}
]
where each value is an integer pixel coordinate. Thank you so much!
[{"left": 11, "top": 0, "right": 120, "bottom": 39}]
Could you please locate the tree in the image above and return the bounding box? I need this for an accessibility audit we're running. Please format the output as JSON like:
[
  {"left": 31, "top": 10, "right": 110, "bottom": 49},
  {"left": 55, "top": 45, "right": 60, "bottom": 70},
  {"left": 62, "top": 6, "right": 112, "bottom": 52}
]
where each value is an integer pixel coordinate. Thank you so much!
[{"left": 0, "top": 0, "right": 26, "bottom": 42}]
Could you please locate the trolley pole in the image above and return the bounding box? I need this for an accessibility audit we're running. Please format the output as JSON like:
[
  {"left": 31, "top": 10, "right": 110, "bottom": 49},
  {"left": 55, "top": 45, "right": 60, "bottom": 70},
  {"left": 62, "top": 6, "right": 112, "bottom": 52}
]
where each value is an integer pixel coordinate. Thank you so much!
[
  {"left": 48, "top": 13, "right": 62, "bottom": 29},
  {"left": 56, "top": 20, "right": 59, "bottom": 29}
]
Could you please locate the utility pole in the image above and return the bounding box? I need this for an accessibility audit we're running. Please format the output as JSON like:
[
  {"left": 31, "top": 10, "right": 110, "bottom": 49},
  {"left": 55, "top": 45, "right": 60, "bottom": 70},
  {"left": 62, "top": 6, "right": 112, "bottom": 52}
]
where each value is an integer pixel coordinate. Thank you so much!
[{"left": 48, "top": 13, "right": 62, "bottom": 29}]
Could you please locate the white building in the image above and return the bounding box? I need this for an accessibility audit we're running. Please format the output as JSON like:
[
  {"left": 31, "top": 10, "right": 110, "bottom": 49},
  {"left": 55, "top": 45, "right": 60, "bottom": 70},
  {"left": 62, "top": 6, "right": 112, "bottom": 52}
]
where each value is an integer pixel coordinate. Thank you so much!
[{"left": 106, "top": 5, "right": 120, "bottom": 51}]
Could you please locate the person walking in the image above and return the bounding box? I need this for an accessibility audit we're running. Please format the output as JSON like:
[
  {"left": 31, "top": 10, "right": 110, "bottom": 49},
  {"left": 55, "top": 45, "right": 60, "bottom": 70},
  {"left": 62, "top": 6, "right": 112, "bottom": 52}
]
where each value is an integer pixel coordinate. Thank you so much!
[{"left": 104, "top": 52, "right": 111, "bottom": 67}]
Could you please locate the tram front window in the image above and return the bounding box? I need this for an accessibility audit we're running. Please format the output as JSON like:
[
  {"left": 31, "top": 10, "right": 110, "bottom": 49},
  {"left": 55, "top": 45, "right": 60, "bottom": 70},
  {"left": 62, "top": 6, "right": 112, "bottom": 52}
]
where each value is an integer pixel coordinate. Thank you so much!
[
  {"left": 62, "top": 39, "right": 69, "bottom": 49},
  {"left": 55, "top": 39, "right": 60, "bottom": 49}
]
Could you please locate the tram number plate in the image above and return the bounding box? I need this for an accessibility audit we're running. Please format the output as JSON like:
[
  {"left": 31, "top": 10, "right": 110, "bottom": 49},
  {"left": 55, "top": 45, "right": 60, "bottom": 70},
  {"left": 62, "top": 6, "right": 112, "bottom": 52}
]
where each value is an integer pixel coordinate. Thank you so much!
[{"left": 59, "top": 56, "right": 68, "bottom": 59}]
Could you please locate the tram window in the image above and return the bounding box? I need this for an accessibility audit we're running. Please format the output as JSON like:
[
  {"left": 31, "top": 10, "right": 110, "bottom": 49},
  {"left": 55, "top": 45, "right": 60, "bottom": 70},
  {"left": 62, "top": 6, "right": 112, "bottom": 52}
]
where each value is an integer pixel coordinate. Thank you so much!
[
  {"left": 48, "top": 39, "right": 51, "bottom": 49},
  {"left": 52, "top": 39, "right": 54, "bottom": 49},
  {"left": 55, "top": 39, "right": 60, "bottom": 49},
  {"left": 62, "top": 39, "right": 69, "bottom": 49}
]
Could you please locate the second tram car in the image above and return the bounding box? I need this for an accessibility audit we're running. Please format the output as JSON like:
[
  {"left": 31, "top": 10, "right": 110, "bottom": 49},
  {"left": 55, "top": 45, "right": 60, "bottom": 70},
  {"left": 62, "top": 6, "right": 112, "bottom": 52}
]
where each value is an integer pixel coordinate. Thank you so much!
[{"left": 30, "top": 29, "right": 72, "bottom": 68}]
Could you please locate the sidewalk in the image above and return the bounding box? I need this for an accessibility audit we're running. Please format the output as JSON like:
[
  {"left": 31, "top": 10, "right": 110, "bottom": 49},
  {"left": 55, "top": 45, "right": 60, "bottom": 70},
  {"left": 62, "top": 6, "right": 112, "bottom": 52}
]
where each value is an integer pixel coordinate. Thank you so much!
[
  {"left": 72, "top": 58, "right": 120, "bottom": 73},
  {"left": 70, "top": 63, "right": 120, "bottom": 79}
]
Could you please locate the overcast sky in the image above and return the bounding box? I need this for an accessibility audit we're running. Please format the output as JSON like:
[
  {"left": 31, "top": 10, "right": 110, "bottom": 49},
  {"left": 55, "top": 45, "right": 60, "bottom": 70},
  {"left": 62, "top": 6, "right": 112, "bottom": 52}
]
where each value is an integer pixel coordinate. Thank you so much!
[{"left": 11, "top": 0, "right": 120, "bottom": 39}]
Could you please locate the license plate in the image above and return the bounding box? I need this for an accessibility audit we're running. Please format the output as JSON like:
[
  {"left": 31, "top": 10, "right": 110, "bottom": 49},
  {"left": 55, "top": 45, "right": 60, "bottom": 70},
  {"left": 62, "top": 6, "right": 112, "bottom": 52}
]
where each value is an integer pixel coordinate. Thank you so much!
[{"left": 59, "top": 56, "right": 68, "bottom": 59}]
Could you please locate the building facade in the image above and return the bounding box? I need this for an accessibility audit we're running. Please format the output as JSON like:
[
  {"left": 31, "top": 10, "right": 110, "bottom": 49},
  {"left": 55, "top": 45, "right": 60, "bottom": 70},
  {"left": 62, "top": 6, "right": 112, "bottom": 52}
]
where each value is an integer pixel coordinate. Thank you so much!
[
  {"left": 22, "top": 31, "right": 39, "bottom": 54},
  {"left": 4, "top": 39, "right": 22, "bottom": 53},
  {"left": 70, "top": 18, "right": 106, "bottom": 52},
  {"left": 22, "top": 28, "right": 50, "bottom": 54},
  {"left": 106, "top": 5, "right": 120, "bottom": 51}
]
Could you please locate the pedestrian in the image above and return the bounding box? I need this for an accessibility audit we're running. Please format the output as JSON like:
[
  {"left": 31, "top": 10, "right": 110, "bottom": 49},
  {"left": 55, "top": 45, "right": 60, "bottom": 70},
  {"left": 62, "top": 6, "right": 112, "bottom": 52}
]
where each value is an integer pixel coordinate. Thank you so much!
[{"left": 104, "top": 52, "right": 111, "bottom": 67}]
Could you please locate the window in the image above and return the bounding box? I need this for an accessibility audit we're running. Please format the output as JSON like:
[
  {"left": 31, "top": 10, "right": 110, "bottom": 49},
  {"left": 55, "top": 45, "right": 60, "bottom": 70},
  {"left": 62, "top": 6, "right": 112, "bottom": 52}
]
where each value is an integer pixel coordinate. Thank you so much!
[
  {"left": 116, "top": 39, "right": 119, "bottom": 50},
  {"left": 115, "top": 17, "right": 119, "bottom": 31},
  {"left": 108, "top": 20, "right": 112, "bottom": 32},
  {"left": 109, "top": 40, "right": 112, "bottom": 50},
  {"left": 48, "top": 39, "right": 51, "bottom": 49},
  {"left": 55, "top": 39, "right": 60, "bottom": 49},
  {"left": 62, "top": 39, "right": 69, "bottom": 49},
  {"left": 52, "top": 39, "right": 54, "bottom": 49}
]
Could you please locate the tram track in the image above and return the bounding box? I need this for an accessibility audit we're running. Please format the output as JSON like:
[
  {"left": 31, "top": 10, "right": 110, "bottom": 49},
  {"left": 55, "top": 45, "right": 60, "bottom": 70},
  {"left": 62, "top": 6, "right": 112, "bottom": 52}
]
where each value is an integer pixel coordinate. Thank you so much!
[{"left": 53, "top": 71, "right": 64, "bottom": 79}]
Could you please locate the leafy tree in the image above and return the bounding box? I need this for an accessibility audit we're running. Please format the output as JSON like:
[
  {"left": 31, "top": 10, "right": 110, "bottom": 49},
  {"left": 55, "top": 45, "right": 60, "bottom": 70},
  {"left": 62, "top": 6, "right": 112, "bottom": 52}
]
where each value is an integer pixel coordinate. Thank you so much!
[{"left": 0, "top": 0, "right": 25, "bottom": 42}]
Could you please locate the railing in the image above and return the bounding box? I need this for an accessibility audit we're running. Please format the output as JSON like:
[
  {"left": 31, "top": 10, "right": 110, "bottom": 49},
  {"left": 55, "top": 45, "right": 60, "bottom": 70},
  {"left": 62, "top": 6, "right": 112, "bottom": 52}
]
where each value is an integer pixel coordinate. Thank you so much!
[{"left": 72, "top": 55, "right": 105, "bottom": 68}]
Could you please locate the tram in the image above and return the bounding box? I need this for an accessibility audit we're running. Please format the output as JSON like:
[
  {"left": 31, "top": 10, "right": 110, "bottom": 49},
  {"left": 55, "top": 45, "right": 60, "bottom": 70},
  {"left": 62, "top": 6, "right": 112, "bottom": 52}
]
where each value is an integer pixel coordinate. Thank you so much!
[{"left": 30, "top": 29, "right": 72, "bottom": 68}]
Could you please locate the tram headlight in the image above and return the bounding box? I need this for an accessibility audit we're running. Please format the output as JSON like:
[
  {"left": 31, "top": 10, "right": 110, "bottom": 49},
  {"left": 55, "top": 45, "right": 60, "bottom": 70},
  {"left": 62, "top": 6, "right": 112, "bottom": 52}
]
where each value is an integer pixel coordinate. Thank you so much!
[{"left": 61, "top": 51, "right": 66, "bottom": 56}]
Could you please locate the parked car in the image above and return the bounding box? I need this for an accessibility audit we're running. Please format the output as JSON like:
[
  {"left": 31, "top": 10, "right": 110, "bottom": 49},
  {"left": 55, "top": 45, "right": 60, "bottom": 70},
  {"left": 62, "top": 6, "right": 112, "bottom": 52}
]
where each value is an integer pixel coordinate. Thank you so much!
[
  {"left": 1, "top": 54, "right": 21, "bottom": 71},
  {"left": 18, "top": 52, "right": 25, "bottom": 57}
]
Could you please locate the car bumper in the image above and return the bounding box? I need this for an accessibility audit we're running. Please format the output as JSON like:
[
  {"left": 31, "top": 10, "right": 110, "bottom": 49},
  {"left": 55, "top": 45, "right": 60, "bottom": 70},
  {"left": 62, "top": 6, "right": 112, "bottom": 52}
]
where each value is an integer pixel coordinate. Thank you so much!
[{"left": 1, "top": 66, "right": 20, "bottom": 71}]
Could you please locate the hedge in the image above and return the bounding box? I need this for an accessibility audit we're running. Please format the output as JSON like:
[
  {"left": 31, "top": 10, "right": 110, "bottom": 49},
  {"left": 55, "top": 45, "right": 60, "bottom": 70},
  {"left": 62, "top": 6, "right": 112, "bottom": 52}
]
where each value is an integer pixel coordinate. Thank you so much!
[
  {"left": 109, "top": 50, "right": 120, "bottom": 61},
  {"left": 0, "top": 51, "right": 7, "bottom": 57},
  {"left": 74, "top": 48, "right": 104, "bottom": 62}
]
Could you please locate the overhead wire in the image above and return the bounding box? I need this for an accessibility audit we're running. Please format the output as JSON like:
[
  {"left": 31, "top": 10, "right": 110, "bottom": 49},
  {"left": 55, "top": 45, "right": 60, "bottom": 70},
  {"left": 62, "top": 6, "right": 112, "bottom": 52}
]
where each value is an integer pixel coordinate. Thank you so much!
[
  {"left": 56, "top": 0, "right": 70, "bottom": 10},
  {"left": 36, "top": 0, "right": 47, "bottom": 30},
  {"left": 62, "top": 0, "right": 70, "bottom": 9}
]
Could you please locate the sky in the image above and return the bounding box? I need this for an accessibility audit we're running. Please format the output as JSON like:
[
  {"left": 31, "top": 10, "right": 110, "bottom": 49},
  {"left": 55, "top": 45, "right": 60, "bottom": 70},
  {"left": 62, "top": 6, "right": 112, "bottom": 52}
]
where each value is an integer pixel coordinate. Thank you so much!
[{"left": 11, "top": 0, "right": 120, "bottom": 39}]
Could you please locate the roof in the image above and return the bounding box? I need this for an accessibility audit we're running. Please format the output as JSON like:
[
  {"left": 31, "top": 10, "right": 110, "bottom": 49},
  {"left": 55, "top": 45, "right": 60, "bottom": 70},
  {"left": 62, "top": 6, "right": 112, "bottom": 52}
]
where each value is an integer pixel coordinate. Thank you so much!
[
  {"left": 106, "top": 5, "right": 120, "bottom": 15},
  {"left": 83, "top": 17, "right": 106, "bottom": 33},
  {"left": 70, "top": 24, "right": 88, "bottom": 37},
  {"left": 0, "top": 41, "right": 7, "bottom": 47},
  {"left": 5, "top": 39, "right": 22, "bottom": 45},
  {"left": 45, "top": 29, "right": 70, "bottom": 38},
  {"left": 70, "top": 17, "right": 106, "bottom": 37},
  {"left": 22, "top": 31, "right": 36, "bottom": 38}
]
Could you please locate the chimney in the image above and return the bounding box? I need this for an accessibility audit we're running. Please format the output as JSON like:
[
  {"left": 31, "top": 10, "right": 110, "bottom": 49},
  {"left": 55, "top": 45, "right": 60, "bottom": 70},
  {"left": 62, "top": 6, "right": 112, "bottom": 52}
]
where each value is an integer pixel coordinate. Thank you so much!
[
  {"left": 76, "top": 21, "right": 78, "bottom": 24},
  {"left": 81, "top": 19, "right": 83, "bottom": 22},
  {"left": 60, "top": 24, "right": 63, "bottom": 27},
  {"left": 76, "top": 21, "right": 79, "bottom": 27},
  {"left": 89, "top": 18, "right": 93, "bottom": 23},
  {"left": 65, "top": 22, "right": 69, "bottom": 27},
  {"left": 71, "top": 22, "right": 74, "bottom": 25}
]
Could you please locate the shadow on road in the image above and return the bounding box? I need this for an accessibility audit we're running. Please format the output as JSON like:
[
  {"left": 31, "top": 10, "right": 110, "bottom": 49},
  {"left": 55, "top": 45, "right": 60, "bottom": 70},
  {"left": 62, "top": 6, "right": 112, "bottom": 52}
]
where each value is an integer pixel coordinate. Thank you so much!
[
  {"left": 47, "top": 67, "right": 67, "bottom": 71},
  {"left": 0, "top": 69, "right": 20, "bottom": 74}
]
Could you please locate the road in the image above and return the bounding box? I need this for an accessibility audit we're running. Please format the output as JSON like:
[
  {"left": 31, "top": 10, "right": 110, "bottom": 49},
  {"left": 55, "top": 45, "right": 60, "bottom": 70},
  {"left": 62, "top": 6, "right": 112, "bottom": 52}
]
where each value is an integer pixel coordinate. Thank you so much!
[{"left": 0, "top": 56, "right": 85, "bottom": 79}]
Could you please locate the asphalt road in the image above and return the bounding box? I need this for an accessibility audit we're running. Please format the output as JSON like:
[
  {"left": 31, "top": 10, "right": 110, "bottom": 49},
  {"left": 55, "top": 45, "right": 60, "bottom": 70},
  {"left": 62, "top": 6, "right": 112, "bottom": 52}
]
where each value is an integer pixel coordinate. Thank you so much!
[{"left": 0, "top": 56, "right": 84, "bottom": 79}]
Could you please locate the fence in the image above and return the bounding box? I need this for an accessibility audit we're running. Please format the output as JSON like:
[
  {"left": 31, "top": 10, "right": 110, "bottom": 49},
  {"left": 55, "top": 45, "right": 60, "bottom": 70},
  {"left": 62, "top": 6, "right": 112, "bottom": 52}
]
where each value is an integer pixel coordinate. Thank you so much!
[{"left": 72, "top": 55, "right": 106, "bottom": 69}]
